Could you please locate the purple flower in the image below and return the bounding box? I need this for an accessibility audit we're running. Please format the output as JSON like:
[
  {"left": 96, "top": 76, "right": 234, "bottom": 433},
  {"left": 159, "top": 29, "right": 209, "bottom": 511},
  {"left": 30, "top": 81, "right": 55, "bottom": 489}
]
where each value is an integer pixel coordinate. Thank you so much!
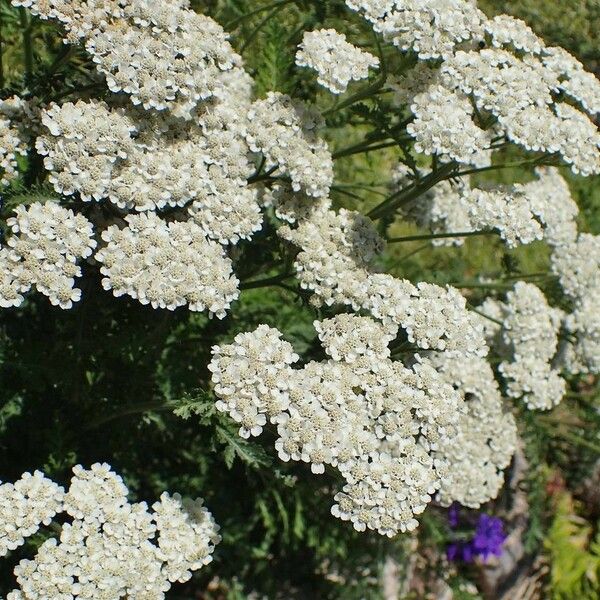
[
  {"left": 446, "top": 542, "right": 461, "bottom": 561},
  {"left": 471, "top": 514, "right": 506, "bottom": 561},
  {"left": 448, "top": 503, "right": 460, "bottom": 529},
  {"left": 446, "top": 513, "right": 506, "bottom": 563}
]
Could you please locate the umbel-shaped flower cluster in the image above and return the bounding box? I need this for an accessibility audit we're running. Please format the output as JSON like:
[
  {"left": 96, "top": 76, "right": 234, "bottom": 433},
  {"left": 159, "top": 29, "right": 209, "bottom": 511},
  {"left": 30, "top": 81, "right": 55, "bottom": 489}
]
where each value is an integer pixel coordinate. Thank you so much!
[
  {"left": 13, "top": 0, "right": 241, "bottom": 117},
  {"left": 0, "top": 464, "right": 220, "bottom": 599},
  {"left": 349, "top": 0, "right": 600, "bottom": 174},
  {"left": 0, "top": 202, "right": 96, "bottom": 309},
  {"left": 478, "top": 282, "right": 566, "bottom": 410},
  {"left": 210, "top": 314, "right": 517, "bottom": 536},
  {"left": 296, "top": 29, "right": 380, "bottom": 94}
]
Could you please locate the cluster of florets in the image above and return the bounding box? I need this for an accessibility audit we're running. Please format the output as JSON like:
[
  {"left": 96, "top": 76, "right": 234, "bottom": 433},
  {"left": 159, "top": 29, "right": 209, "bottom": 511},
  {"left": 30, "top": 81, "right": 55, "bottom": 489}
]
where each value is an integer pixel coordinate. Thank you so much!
[
  {"left": 210, "top": 316, "right": 446, "bottom": 535},
  {"left": 0, "top": 96, "right": 38, "bottom": 186},
  {"left": 209, "top": 324, "right": 300, "bottom": 438},
  {"left": 96, "top": 213, "right": 239, "bottom": 316},
  {"left": 407, "top": 85, "right": 492, "bottom": 168},
  {"left": 278, "top": 199, "right": 487, "bottom": 358},
  {"left": 296, "top": 29, "right": 379, "bottom": 94},
  {"left": 3, "top": 463, "right": 220, "bottom": 599},
  {"left": 479, "top": 283, "right": 565, "bottom": 410},
  {"left": 13, "top": 0, "right": 241, "bottom": 117},
  {"left": 245, "top": 92, "right": 333, "bottom": 198},
  {"left": 278, "top": 207, "right": 385, "bottom": 308},
  {"left": 211, "top": 314, "right": 514, "bottom": 536},
  {"left": 0, "top": 471, "right": 65, "bottom": 556},
  {"left": 552, "top": 234, "right": 600, "bottom": 374},
  {"left": 20, "top": 32, "right": 263, "bottom": 316},
  {"left": 425, "top": 354, "right": 517, "bottom": 507},
  {"left": 346, "top": 0, "right": 486, "bottom": 60},
  {"left": 395, "top": 165, "right": 576, "bottom": 248},
  {"left": 36, "top": 97, "right": 261, "bottom": 226},
  {"left": 368, "top": 1, "right": 600, "bottom": 174},
  {"left": 0, "top": 201, "right": 96, "bottom": 309}
]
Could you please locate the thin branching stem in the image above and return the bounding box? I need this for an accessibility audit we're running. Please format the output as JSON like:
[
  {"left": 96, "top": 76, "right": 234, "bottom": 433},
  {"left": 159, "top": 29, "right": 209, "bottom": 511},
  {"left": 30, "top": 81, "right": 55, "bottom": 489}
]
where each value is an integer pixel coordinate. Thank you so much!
[
  {"left": 18, "top": 8, "right": 33, "bottom": 85},
  {"left": 368, "top": 161, "right": 457, "bottom": 220},
  {"left": 469, "top": 306, "right": 504, "bottom": 326},
  {"left": 225, "top": 0, "right": 295, "bottom": 29},
  {"left": 240, "top": 272, "right": 294, "bottom": 290},
  {"left": 387, "top": 230, "right": 498, "bottom": 243},
  {"left": 240, "top": 2, "right": 290, "bottom": 54}
]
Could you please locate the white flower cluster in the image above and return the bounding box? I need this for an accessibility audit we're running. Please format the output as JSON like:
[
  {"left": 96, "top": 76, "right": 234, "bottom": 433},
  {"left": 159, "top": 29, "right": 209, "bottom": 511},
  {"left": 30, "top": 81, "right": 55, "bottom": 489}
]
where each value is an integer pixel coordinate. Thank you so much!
[
  {"left": 211, "top": 314, "right": 514, "bottom": 536},
  {"left": 369, "top": 2, "right": 600, "bottom": 174},
  {"left": 96, "top": 213, "right": 239, "bottom": 316},
  {"left": 278, "top": 207, "right": 385, "bottom": 308},
  {"left": 0, "top": 201, "right": 96, "bottom": 309},
  {"left": 211, "top": 317, "right": 441, "bottom": 535},
  {"left": 4, "top": 463, "right": 220, "bottom": 600},
  {"left": 552, "top": 234, "right": 600, "bottom": 374},
  {"left": 0, "top": 96, "right": 37, "bottom": 186},
  {"left": 13, "top": 0, "right": 241, "bottom": 117},
  {"left": 425, "top": 354, "right": 517, "bottom": 507},
  {"left": 407, "top": 85, "right": 492, "bottom": 168},
  {"left": 0, "top": 471, "right": 65, "bottom": 556},
  {"left": 296, "top": 29, "right": 379, "bottom": 94},
  {"left": 394, "top": 165, "right": 576, "bottom": 248},
  {"left": 278, "top": 196, "right": 488, "bottom": 357},
  {"left": 245, "top": 92, "right": 334, "bottom": 198},
  {"left": 36, "top": 100, "right": 137, "bottom": 203},
  {"left": 346, "top": 0, "right": 486, "bottom": 60},
  {"left": 467, "top": 187, "right": 543, "bottom": 247},
  {"left": 209, "top": 324, "right": 300, "bottom": 438},
  {"left": 36, "top": 96, "right": 262, "bottom": 231},
  {"left": 520, "top": 167, "right": 579, "bottom": 247},
  {"left": 484, "top": 15, "right": 544, "bottom": 54},
  {"left": 481, "top": 283, "right": 566, "bottom": 410}
]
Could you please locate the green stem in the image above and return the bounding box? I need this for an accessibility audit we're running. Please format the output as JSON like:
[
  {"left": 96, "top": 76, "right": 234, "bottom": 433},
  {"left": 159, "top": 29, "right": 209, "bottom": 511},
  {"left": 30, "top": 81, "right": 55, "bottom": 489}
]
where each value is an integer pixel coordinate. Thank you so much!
[
  {"left": 240, "top": 2, "right": 289, "bottom": 54},
  {"left": 503, "top": 271, "right": 553, "bottom": 280},
  {"left": 469, "top": 306, "right": 504, "bottom": 327},
  {"left": 323, "top": 72, "right": 387, "bottom": 117},
  {"left": 0, "top": 8, "right": 4, "bottom": 89},
  {"left": 225, "top": 0, "right": 294, "bottom": 29},
  {"left": 455, "top": 154, "right": 559, "bottom": 178},
  {"left": 450, "top": 281, "right": 513, "bottom": 290},
  {"left": 368, "top": 161, "right": 457, "bottom": 220},
  {"left": 333, "top": 139, "right": 408, "bottom": 160},
  {"left": 387, "top": 230, "right": 498, "bottom": 243},
  {"left": 396, "top": 243, "right": 430, "bottom": 265},
  {"left": 85, "top": 401, "right": 173, "bottom": 430},
  {"left": 247, "top": 165, "right": 279, "bottom": 184},
  {"left": 240, "top": 272, "right": 294, "bottom": 290},
  {"left": 18, "top": 8, "right": 33, "bottom": 85}
]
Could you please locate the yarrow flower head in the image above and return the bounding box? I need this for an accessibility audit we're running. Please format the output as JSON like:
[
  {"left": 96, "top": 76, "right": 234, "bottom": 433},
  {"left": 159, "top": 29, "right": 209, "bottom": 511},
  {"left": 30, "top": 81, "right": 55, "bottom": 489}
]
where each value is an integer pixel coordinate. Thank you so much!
[
  {"left": 211, "top": 314, "right": 512, "bottom": 537},
  {"left": 296, "top": 29, "right": 379, "bottom": 94},
  {"left": 245, "top": 92, "right": 333, "bottom": 198},
  {"left": 0, "top": 471, "right": 64, "bottom": 556},
  {"left": 95, "top": 213, "right": 239, "bottom": 316},
  {"left": 0, "top": 96, "right": 38, "bottom": 186},
  {"left": 3, "top": 463, "right": 220, "bottom": 599},
  {"left": 13, "top": 0, "right": 242, "bottom": 117},
  {"left": 482, "top": 282, "right": 566, "bottom": 410},
  {"left": 0, "top": 201, "right": 96, "bottom": 309},
  {"left": 346, "top": 0, "right": 486, "bottom": 60}
]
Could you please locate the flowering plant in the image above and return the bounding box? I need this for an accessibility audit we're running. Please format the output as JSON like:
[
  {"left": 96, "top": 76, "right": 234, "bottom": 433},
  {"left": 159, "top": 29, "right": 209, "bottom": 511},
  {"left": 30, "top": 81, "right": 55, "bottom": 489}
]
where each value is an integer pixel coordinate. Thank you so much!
[{"left": 0, "top": 0, "right": 598, "bottom": 597}]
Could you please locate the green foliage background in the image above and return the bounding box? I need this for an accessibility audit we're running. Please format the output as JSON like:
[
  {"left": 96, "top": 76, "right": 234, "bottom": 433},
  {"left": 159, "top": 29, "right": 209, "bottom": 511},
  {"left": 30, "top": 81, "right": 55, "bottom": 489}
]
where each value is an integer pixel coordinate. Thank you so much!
[{"left": 0, "top": 0, "right": 599, "bottom": 598}]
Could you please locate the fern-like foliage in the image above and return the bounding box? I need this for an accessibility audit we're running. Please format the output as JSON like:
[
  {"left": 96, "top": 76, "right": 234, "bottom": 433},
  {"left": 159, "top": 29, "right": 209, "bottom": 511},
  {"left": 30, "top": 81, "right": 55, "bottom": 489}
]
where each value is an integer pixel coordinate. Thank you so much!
[{"left": 546, "top": 492, "right": 600, "bottom": 599}]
